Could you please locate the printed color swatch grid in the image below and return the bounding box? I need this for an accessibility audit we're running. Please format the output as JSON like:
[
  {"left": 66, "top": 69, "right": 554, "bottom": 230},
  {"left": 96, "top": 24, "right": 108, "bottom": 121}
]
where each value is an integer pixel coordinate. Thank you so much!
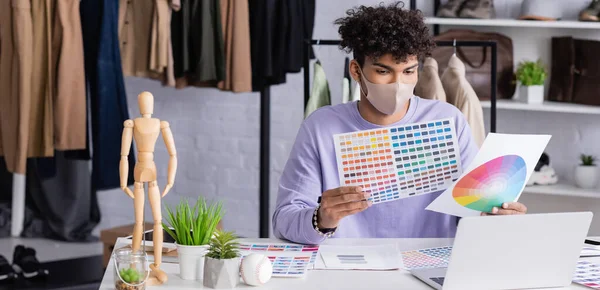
[
  {"left": 401, "top": 246, "right": 452, "bottom": 270},
  {"left": 574, "top": 261, "right": 600, "bottom": 289},
  {"left": 239, "top": 242, "right": 320, "bottom": 277},
  {"left": 334, "top": 119, "right": 462, "bottom": 204}
]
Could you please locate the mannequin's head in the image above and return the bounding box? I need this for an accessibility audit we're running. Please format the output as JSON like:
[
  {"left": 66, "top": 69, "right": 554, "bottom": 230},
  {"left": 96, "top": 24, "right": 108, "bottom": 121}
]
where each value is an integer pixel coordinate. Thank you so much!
[{"left": 138, "top": 91, "right": 154, "bottom": 116}]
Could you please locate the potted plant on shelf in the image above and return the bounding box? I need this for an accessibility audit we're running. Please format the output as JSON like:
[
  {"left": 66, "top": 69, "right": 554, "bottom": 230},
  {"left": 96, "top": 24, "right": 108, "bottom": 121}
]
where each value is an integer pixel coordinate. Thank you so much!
[
  {"left": 515, "top": 59, "right": 547, "bottom": 104},
  {"left": 203, "top": 230, "right": 241, "bottom": 289},
  {"left": 162, "top": 197, "right": 223, "bottom": 281},
  {"left": 575, "top": 154, "right": 599, "bottom": 189}
]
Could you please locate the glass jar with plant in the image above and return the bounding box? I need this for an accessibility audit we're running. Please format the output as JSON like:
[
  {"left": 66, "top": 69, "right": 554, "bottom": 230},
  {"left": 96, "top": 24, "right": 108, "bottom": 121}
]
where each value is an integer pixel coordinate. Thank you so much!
[
  {"left": 162, "top": 197, "right": 223, "bottom": 281},
  {"left": 515, "top": 59, "right": 547, "bottom": 104}
]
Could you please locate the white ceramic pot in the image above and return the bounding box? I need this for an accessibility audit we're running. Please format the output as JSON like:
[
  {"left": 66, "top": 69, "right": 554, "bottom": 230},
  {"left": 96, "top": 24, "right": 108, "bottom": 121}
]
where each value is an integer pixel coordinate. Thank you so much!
[
  {"left": 518, "top": 84, "right": 544, "bottom": 104},
  {"left": 575, "top": 166, "right": 599, "bottom": 189},
  {"left": 203, "top": 257, "right": 241, "bottom": 289},
  {"left": 176, "top": 244, "right": 210, "bottom": 280}
]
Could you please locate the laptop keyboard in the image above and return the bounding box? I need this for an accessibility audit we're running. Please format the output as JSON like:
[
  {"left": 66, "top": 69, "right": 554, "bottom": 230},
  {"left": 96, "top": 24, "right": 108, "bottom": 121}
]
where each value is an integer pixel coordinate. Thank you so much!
[{"left": 431, "top": 277, "right": 445, "bottom": 286}]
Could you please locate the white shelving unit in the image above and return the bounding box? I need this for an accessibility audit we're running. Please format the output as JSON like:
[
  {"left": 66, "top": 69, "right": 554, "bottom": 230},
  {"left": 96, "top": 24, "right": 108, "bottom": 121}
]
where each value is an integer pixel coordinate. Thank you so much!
[
  {"left": 524, "top": 183, "right": 600, "bottom": 199},
  {"left": 424, "top": 17, "right": 600, "bottom": 30},
  {"left": 480, "top": 99, "right": 600, "bottom": 115}
]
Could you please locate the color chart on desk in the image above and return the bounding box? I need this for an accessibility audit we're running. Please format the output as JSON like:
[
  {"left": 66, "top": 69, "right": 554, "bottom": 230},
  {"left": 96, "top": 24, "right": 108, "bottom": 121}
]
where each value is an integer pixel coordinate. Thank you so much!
[
  {"left": 334, "top": 119, "right": 462, "bottom": 204},
  {"left": 239, "top": 242, "right": 319, "bottom": 277}
]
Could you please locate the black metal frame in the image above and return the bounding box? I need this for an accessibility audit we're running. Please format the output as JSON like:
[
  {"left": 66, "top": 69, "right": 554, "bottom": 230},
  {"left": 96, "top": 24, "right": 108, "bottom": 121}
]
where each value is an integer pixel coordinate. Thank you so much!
[
  {"left": 302, "top": 39, "right": 498, "bottom": 133},
  {"left": 259, "top": 87, "right": 270, "bottom": 238}
]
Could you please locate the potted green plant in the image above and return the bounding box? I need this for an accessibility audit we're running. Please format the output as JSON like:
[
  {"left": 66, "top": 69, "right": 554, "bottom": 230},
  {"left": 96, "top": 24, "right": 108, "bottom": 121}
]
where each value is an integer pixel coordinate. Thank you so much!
[
  {"left": 162, "top": 197, "right": 223, "bottom": 281},
  {"left": 515, "top": 59, "right": 547, "bottom": 104},
  {"left": 575, "top": 154, "right": 598, "bottom": 189},
  {"left": 203, "top": 230, "right": 241, "bottom": 289}
]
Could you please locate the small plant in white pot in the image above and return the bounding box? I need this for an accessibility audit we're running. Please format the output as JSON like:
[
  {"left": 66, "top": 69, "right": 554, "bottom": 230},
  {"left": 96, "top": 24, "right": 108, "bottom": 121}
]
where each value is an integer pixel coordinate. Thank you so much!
[
  {"left": 203, "top": 230, "right": 241, "bottom": 289},
  {"left": 515, "top": 59, "right": 547, "bottom": 104},
  {"left": 575, "top": 154, "right": 599, "bottom": 189},
  {"left": 162, "top": 197, "right": 223, "bottom": 281}
]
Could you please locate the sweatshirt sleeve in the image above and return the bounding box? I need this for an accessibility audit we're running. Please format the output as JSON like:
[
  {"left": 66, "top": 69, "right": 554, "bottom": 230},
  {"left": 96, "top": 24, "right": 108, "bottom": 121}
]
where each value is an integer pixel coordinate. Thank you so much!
[
  {"left": 272, "top": 122, "right": 326, "bottom": 245},
  {"left": 456, "top": 114, "right": 479, "bottom": 171}
]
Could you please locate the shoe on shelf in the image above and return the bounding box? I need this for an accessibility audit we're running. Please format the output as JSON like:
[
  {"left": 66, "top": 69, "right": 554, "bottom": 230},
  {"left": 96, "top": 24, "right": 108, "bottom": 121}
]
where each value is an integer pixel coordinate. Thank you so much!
[
  {"left": 526, "top": 153, "right": 558, "bottom": 186},
  {"left": 0, "top": 255, "right": 17, "bottom": 282},
  {"left": 527, "top": 165, "right": 559, "bottom": 186},
  {"left": 458, "top": 0, "right": 496, "bottom": 19},
  {"left": 436, "top": 0, "right": 468, "bottom": 18},
  {"left": 580, "top": 0, "right": 600, "bottom": 21},
  {"left": 12, "top": 245, "right": 49, "bottom": 280}
]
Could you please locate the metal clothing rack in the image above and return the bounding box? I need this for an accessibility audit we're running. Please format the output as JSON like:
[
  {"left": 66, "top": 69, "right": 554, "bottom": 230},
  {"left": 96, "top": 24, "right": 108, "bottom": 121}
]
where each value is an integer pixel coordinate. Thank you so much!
[{"left": 302, "top": 39, "right": 498, "bottom": 133}]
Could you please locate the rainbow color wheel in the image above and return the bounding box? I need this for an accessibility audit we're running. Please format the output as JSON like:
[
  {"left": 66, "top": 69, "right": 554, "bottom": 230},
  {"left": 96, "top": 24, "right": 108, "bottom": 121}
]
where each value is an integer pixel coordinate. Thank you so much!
[{"left": 453, "top": 155, "right": 527, "bottom": 212}]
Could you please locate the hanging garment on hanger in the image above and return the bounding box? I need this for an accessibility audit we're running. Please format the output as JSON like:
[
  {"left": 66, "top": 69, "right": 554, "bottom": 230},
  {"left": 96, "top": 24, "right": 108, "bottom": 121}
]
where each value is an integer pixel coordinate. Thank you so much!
[
  {"left": 285, "top": 0, "right": 315, "bottom": 73},
  {"left": 441, "top": 55, "right": 486, "bottom": 147},
  {"left": 217, "top": 0, "right": 252, "bottom": 92},
  {"left": 342, "top": 57, "right": 351, "bottom": 103},
  {"left": 81, "top": 0, "right": 135, "bottom": 190},
  {"left": 190, "top": 0, "right": 225, "bottom": 82},
  {"left": 415, "top": 57, "right": 447, "bottom": 102},
  {"left": 149, "top": 0, "right": 170, "bottom": 77},
  {"left": 24, "top": 152, "right": 99, "bottom": 241},
  {"left": 171, "top": 0, "right": 190, "bottom": 79},
  {"left": 28, "top": 0, "right": 54, "bottom": 158},
  {"left": 304, "top": 61, "right": 331, "bottom": 118},
  {"left": 0, "top": 1, "right": 14, "bottom": 160},
  {"left": 8, "top": 0, "right": 34, "bottom": 174},
  {"left": 118, "top": 0, "right": 154, "bottom": 78},
  {"left": 53, "top": 0, "right": 87, "bottom": 151},
  {"left": 249, "top": 0, "right": 316, "bottom": 91}
]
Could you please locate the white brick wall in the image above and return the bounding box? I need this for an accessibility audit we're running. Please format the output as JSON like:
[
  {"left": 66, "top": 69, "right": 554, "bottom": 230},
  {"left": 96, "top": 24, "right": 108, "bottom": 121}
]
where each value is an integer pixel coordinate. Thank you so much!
[{"left": 97, "top": 0, "right": 600, "bottom": 238}]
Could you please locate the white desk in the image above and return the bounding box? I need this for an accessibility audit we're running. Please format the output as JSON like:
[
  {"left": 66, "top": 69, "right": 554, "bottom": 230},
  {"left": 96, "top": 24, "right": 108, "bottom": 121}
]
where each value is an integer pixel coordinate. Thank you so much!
[{"left": 100, "top": 237, "right": 594, "bottom": 290}]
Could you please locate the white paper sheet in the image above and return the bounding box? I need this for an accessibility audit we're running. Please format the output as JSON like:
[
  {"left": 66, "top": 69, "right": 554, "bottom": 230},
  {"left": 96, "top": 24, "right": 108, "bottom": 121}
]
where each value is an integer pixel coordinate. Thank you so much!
[
  {"left": 582, "top": 244, "right": 600, "bottom": 257},
  {"left": 426, "top": 133, "right": 551, "bottom": 217},
  {"left": 317, "top": 244, "right": 401, "bottom": 270}
]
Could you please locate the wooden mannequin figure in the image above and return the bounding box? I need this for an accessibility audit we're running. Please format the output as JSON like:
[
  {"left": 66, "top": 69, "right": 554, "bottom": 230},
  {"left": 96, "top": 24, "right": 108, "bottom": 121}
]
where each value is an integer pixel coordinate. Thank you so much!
[{"left": 120, "top": 91, "right": 177, "bottom": 285}]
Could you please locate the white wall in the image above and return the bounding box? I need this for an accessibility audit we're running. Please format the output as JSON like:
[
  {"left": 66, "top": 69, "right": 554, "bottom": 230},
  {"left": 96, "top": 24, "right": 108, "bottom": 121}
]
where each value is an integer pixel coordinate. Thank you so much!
[{"left": 97, "top": 0, "right": 600, "bottom": 237}]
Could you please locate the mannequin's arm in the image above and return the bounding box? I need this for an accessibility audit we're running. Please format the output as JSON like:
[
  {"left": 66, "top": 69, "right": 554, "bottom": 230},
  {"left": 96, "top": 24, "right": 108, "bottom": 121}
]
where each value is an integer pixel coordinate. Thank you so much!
[
  {"left": 161, "top": 121, "right": 177, "bottom": 197},
  {"left": 120, "top": 120, "right": 134, "bottom": 198}
]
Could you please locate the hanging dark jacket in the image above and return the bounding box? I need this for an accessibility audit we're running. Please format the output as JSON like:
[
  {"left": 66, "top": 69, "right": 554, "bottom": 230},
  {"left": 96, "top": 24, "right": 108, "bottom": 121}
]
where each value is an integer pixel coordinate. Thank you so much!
[{"left": 80, "top": 0, "right": 134, "bottom": 190}]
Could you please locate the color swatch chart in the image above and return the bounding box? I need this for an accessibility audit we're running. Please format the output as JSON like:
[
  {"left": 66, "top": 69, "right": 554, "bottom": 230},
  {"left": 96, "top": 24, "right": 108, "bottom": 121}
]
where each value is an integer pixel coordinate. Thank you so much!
[
  {"left": 334, "top": 118, "right": 462, "bottom": 204},
  {"left": 574, "top": 261, "right": 600, "bottom": 289},
  {"left": 239, "top": 242, "right": 319, "bottom": 277},
  {"left": 400, "top": 246, "right": 452, "bottom": 270}
]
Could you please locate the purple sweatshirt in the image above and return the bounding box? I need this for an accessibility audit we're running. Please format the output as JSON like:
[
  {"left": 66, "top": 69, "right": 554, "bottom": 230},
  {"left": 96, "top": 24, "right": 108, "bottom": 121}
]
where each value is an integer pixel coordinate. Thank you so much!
[{"left": 272, "top": 96, "right": 478, "bottom": 245}]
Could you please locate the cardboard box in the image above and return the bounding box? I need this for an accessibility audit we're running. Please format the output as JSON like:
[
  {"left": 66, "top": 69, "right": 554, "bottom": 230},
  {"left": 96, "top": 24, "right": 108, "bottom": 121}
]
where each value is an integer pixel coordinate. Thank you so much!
[{"left": 100, "top": 223, "right": 152, "bottom": 268}]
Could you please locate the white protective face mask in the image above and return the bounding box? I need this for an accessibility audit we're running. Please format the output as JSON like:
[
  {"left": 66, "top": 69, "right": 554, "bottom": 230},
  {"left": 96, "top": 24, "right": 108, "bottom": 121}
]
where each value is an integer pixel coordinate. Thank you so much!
[{"left": 358, "top": 67, "right": 416, "bottom": 115}]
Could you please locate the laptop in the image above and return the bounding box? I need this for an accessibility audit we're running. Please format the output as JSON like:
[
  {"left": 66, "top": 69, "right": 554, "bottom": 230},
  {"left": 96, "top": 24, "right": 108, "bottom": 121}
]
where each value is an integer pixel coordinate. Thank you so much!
[{"left": 410, "top": 212, "right": 593, "bottom": 290}]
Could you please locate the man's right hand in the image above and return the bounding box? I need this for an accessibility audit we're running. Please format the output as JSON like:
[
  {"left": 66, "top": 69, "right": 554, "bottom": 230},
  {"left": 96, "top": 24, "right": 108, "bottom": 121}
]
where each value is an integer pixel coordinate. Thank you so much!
[{"left": 317, "top": 186, "right": 372, "bottom": 229}]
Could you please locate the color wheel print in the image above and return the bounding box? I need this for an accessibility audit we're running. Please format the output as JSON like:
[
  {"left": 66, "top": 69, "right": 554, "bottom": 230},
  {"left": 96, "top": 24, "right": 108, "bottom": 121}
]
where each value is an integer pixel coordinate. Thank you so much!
[{"left": 453, "top": 155, "right": 526, "bottom": 212}]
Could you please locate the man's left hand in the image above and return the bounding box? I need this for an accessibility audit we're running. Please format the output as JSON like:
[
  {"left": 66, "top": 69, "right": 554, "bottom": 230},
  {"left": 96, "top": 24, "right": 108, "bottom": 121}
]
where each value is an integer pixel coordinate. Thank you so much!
[{"left": 481, "top": 202, "right": 527, "bottom": 216}]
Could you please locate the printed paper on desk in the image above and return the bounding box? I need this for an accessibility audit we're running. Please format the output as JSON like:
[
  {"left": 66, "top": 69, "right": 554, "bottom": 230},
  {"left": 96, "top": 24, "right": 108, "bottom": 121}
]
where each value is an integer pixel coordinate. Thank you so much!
[
  {"left": 426, "top": 133, "right": 551, "bottom": 217},
  {"left": 318, "top": 244, "right": 401, "bottom": 270}
]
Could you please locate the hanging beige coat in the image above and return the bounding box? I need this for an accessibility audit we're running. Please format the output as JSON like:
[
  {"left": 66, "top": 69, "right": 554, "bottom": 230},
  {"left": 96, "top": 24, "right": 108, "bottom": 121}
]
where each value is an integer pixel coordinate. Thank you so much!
[
  {"left": 6, "top": 0, "right": 34, "bottom": 174},
  {"left": 28, "top": 0, "right": 54, "bottom": 157},
  {"left": 218, "top": 0, "right": 252, "bottom": 92},
  {"left": 52, "top": 0, "right": 87, "bottom": 150},
  {"left": 441, "top": 54, "right": 486, "bottom": 147},
  {"left": 119, "top": 0, "right": 176, "bottom": 86},
  {"left": 415, "top": 57, "right": 447, "bottom": 102},
  {"left": 0, "top": 1, "right": 15, "bottom": 159}
]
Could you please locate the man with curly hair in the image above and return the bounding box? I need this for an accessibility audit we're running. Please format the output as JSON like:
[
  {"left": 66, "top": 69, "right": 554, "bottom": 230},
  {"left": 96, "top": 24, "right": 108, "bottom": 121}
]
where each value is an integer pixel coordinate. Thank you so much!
[{"left": 273, "top": 1, "right": 527, "bottom": 245}]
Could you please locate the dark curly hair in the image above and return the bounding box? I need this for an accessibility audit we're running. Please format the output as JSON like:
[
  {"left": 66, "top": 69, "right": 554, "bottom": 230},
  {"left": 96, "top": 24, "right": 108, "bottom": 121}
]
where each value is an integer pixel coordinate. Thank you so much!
[{"left": 334, "top": 1, "right": 435, "bottom": 67}]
